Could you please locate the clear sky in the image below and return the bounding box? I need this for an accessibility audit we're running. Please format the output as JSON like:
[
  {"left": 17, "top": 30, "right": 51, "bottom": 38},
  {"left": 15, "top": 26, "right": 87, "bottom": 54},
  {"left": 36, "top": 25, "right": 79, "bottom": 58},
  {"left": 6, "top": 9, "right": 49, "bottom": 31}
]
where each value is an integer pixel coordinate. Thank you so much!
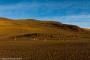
[{"left": 0, "top": 0, "right": 89, "bottom": 28}]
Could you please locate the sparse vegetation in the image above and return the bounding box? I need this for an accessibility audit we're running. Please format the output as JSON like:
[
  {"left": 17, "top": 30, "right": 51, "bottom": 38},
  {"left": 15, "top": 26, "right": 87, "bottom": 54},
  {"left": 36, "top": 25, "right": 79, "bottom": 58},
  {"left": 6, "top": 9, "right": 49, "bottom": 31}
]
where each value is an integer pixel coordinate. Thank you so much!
[
  {"left": 0, "top": 40, "right": 89, "bottom": 60},
  {"left": 0, "top": 18, "right": 89, "bottom": 60}
]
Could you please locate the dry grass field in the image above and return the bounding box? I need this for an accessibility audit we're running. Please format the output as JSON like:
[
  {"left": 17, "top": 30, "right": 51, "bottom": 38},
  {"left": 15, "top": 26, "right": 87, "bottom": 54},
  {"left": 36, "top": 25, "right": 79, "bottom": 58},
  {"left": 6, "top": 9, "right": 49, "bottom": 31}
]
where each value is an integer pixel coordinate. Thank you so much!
[
  {"left": 0, "top": 40, "right": 89, "bottom": 60},
  {"left": 0, "top": 18, "right": 89, "bottom": 60}
]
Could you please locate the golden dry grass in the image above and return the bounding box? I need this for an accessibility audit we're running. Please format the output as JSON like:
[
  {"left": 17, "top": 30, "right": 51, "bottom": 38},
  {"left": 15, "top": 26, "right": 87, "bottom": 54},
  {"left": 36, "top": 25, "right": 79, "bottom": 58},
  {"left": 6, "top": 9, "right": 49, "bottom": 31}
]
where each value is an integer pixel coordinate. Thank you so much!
[
  {"left": 0, "top": 40, "right": 89, "bottom": 60},
  {"left": 0, "top": 18, "right": 89, "bottom": 60}
]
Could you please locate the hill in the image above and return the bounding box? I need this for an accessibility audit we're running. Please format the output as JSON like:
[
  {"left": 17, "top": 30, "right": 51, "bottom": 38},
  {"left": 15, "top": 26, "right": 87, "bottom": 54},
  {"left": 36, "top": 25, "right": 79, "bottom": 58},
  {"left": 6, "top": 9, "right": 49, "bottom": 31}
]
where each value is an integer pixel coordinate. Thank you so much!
[
  {"left": 0, "top": 17, "right": 89, "bottom": 40},
  {"left": 0, "top": 18, "right": 89, "bottom": 60}
]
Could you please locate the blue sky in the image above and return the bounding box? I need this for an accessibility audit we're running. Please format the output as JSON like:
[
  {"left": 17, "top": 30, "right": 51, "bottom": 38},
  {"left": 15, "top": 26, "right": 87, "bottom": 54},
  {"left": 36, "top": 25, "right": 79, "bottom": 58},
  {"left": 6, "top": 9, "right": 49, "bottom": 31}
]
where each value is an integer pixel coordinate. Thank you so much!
[{"left": 0, "top": 0, "right": 90, "bottom": 27}]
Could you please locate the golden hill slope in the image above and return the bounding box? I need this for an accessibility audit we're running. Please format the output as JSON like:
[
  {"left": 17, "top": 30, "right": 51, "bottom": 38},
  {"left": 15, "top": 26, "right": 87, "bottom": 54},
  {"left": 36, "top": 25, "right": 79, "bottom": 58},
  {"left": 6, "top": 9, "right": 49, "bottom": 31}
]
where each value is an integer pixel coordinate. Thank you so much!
[{"left": 0, "top": 18, "right": 89, "bottom": 40}]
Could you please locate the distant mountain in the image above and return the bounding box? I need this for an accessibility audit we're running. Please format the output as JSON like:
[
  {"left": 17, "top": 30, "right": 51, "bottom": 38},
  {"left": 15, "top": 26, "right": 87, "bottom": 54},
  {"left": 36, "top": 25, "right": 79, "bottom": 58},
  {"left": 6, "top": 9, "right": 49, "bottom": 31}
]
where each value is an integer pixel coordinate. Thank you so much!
[{"left": 0, "top": 17, "right": 89, "bottom": 40}]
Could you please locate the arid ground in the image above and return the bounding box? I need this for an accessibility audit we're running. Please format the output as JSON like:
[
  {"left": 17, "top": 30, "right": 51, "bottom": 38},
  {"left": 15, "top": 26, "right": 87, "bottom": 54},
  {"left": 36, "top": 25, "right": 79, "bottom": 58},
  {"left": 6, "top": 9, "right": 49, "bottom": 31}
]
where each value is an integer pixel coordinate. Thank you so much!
[{"left": 0, "top": 18, "right": 89, "bottom": 60}]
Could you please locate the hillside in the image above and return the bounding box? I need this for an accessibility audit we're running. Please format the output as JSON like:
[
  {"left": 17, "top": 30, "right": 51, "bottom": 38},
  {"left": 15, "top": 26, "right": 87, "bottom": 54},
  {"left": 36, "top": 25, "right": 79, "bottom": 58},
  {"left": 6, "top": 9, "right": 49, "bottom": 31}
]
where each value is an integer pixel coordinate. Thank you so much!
[
  {"left": 0, "top": 18, "right": 89, "bottom": 40},
  {"left": 0, "top": 18, "right": 90, "bottom": 60}
]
